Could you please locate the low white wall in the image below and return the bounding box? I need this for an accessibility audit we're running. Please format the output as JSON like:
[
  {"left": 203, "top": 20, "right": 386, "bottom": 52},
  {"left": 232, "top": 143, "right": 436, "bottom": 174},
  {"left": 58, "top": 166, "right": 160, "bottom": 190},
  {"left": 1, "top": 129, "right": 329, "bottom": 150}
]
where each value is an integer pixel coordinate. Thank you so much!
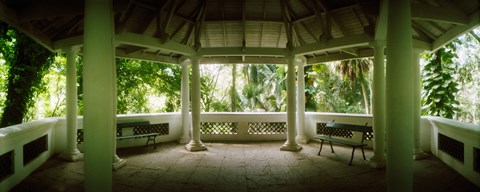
[
  {"left": 0, "top": 118, "right": 58, "bottom": 192},
  {"left": 426, "top": 116, "right": 480, "bottom": 187},
  {"left": 305, "top": 112, "right": 374, "bottom": 147},
  {"left": 5, "top": 112, "right": 479, "bottom": 190},
  {"left": 75, "top": 113, "right": 183, "bottom": 150},
  {"left": 200, "top": 112, "right": 288, "bottom": 141}
]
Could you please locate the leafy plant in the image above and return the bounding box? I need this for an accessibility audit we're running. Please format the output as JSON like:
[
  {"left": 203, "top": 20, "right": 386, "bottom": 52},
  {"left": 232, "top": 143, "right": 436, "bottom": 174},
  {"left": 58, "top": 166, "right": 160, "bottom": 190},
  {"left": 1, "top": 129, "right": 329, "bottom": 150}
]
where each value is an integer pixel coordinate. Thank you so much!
[
  {"left": 0, "top": 23, "right": 53, "bottom": 127},
  {"left": 422, "top": 43, "right": 460, "bottom": 118}
]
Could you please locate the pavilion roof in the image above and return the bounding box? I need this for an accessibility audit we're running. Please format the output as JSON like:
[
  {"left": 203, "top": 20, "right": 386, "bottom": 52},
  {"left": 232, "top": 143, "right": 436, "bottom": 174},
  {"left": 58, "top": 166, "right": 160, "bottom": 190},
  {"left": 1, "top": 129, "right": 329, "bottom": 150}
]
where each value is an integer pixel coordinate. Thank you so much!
[{"left": 0, "top": 0, "right": 479, "bottom": 64}]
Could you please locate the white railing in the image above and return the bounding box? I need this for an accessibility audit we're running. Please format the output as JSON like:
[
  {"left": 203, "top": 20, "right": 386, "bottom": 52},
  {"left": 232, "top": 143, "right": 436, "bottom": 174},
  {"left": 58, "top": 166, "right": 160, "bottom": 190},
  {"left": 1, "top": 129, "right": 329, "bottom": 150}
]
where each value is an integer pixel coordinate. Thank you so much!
[
  {"left": 424, "top": 116, "right": 480, "bottom": 187},
  {"left": 0, "top": 118, "right": 59, "bottom": 192},
  {"left": 4, "top": 112, "right": 478, "bottom": 191}
]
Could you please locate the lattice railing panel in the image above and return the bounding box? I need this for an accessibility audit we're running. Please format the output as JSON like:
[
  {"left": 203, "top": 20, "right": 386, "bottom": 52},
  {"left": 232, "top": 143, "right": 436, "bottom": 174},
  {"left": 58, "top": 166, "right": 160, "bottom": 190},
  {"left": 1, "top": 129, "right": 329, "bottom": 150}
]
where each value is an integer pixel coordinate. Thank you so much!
[
  {"left": 316, "top": 122, "right": 353, "bottom": 138},
  {"left": 439, "top": 133, "right": 464, "bottom": 163},
  {"left": 77, "top": 129, "right": 84, "bottom": 144},
  {"left": 134, "top": 123, "right": 169, "bottom": 135},
  {"left": 365, "top": 131, "right": 374, "bottom": 140},
  {"left": 23, "top": 135, "right": 48, "bottom": 165},
  {"left": 201, "top": 122, "right": 238, "bottom": 134},
  {"left": 0, "top": 151, "right": 14, "bottom": 182},
  {"left": 248, "top": 122, "right": 286, "bottom": 134}
]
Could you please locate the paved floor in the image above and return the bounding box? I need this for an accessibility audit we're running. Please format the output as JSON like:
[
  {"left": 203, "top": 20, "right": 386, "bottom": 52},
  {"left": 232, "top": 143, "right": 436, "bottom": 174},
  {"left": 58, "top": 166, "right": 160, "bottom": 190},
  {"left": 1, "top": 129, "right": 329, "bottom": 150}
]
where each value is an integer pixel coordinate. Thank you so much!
[{"left": 11, "top": 141, "right": 480, "bottom": 192}]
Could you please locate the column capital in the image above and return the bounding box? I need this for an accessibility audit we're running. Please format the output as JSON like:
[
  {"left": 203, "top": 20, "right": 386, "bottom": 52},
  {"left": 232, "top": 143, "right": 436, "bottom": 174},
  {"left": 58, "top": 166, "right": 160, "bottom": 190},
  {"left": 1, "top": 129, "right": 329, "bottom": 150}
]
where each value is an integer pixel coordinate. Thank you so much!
[
  {"left": 178, "top": 56, "right": 190, "bottom": 65},
  {"left": 285, "top": 54, "right": 296, "bottom": 61},
  {"left": 413, "top": 48, "right": 425, "bottom": 54},
  {"left": 190, "top": 55, "right": 203, "bottom": 62},
  {"left": 295, "top": 55, "right": 307, "bottom": 66},
  {"left": 63, "top": 46, "right": 81, "bottom": 55},
  {"left": 369, "top": 40, "right": 386, "bottom": 49}
]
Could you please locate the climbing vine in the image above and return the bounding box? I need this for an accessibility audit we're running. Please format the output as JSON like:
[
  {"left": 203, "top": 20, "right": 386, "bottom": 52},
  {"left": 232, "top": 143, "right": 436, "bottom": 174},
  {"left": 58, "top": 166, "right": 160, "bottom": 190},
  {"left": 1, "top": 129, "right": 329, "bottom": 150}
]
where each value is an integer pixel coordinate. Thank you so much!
[
  {"left": 422, "top": 43, "right": 460, "bottom": 118},
  {"left": 0, "top": 23, "right": 53, "bottom": 127}
]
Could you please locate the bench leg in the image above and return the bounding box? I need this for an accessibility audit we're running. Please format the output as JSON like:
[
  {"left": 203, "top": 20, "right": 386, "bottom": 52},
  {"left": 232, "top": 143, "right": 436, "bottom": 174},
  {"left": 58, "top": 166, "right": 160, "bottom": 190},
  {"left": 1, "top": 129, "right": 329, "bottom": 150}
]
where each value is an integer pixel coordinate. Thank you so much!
[
  {"left": 329, "top": 141, "right": 335, "bottom": 153},
  {"left": 361, "top": 146, "right": 366, "bottom": 160},
  {"left": 349, "top": 147, "right": 356, "bottom": 166},
  {"left": 146, "top": 136, "right": 158, "bottom": 149},
  {"left": 318, "top": 140, "right": 324, "bottom": 155}
]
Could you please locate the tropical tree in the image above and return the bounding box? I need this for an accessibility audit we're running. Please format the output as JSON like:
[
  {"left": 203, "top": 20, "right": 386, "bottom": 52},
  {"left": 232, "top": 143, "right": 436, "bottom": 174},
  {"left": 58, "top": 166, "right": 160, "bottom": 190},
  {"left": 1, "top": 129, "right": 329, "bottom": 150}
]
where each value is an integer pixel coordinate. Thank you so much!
[
  {"left": 335, "top": 58, "right": 372, "bottom": 114},
  {"left": 116, "top": 59, "right": 183, "bottom": 113},
  {"left": 451, "top": 29, "right": 480, "bottom": 123},
  {"left": 422, "top": 43, "right": 460, "bottom": 118},
  {"left": 240, "top": 64, "right": 286, "bottom": 112},
  {"left": 0, "top": 22, "right": 54, "bottom": 127},
  {"left": 305, "top": 63, "right": 366, "bottom": 113}
]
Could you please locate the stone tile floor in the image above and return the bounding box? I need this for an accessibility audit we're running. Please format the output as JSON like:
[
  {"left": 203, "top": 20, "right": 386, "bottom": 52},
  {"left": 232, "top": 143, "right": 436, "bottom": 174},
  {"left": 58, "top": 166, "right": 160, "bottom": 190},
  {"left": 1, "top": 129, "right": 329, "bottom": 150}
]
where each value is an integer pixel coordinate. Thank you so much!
[{"left": 11, "top": 141, "right": 480, "bottom": 192}]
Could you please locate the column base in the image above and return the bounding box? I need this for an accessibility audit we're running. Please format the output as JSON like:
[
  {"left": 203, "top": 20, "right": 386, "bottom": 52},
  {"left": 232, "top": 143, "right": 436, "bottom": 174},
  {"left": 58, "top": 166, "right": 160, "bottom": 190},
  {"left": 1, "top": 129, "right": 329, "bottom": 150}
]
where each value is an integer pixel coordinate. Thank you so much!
[
  {"left": 280, "top": 141, "right": 302, "bottom": 152},
  {"left": 413, "top": 148, "right": 430, "bottom": 160},
  {"left": 185, "top": 140, "right": 207, "bottom": 152},
  {"left": 295, "top": 135, "right": 309, "bottom": 144},
  {"left": 112, "top": 155, "right": 127, "bottom": 171},
  {"left": 178, "top": 136, "right": 191, "bottom": 144},
  {"left": 369, "top": 155, "right": 386, "bottom": 168},
  {"left": 59, "top": 150, "right": 84, "bottom": 162}
]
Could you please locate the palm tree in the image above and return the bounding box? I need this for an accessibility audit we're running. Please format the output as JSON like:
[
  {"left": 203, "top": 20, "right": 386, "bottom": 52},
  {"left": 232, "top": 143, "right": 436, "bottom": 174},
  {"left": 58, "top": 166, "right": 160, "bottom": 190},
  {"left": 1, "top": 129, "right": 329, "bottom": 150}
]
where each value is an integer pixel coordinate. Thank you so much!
[
  {"left": 336, "top": 58, "right": 372, "bottom": 114},
  {"left": 240, "top": 64, "right": 286, "bottom": 112}
]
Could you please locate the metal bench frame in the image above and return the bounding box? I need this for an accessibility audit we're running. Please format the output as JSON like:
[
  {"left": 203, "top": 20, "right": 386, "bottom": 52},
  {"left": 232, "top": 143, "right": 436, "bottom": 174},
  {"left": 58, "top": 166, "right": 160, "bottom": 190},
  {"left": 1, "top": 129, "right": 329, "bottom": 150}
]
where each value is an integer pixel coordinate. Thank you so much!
[
  {"left": 116, "top": 121, "right": 159, "bottom": 149},
  {"left": 314, "top": 121, "right": 372, "bottom": 165}
]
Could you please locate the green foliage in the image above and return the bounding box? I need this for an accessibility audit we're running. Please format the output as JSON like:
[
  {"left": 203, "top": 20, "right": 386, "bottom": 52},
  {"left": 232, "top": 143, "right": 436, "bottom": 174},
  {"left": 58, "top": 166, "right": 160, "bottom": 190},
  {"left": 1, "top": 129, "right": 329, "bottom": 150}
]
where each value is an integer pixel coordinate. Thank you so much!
[
  {"left": 0, "top": 25, "right": 53, "bottom": 127},
  {"left": 116, "top": 58, "right": 182, "bottom": 113},
  {"left": 25, "top": 55, "right": 67, "bottom": 120},
  {"left": 240, "top": 64, "right": 286, "bottom": 112},
  {"left": 450, "top": 29, "right": 480, "bottom": 124},
  {"left": 304, "top": 63, "right": 366, "bottom": 113},
  {"left": 422, "top": 43, "right": 460, "bottom": 118},
  {"left": 335, "top": 58, "right": 372, "bottom": 114}
]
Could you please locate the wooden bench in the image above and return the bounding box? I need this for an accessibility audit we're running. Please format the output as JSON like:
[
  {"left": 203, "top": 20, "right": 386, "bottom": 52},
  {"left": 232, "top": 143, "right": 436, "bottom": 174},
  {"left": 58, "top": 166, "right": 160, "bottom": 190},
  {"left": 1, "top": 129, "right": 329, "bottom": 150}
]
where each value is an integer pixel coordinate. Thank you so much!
[
  {"left": 116, "top": 121, "right": 159, "bottom": 149},
  {"left": 314, "top": 121, "right": 373, "bottom": 165}
]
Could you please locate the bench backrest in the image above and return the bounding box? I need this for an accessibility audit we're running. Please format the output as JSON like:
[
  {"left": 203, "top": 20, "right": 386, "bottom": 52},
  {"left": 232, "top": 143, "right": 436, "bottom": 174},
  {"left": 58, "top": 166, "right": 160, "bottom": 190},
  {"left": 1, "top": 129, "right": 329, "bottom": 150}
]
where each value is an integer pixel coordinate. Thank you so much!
[
  {"left": 117, "top": 121, "right": 150, "bottom": 128},
  {"left": 326, "top": 122, "right": 372, "bottom": 133},
  {"left": 325, "top": 122, "right": 373, "bottom": 143}
]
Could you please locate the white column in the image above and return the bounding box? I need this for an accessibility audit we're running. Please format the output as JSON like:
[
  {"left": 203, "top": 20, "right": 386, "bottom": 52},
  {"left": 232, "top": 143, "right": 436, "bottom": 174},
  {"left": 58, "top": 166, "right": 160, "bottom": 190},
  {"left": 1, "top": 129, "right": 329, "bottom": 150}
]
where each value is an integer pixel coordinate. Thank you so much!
[
  {"left": 59, "top": 46, "right": 83, "bottom": 162},
  {"left": 369, "top": 40, "right": 386, "bottom": 168},
  {"left": 281, "top": 55, "right": 302, "bottom": 151},
  {"left": 83, "top": 0, "right": 115, "bottom": 191},
  {"left": 386, "top": 0, "right": 414, "bottom": 191},
  {"left": 295, "top": 56, "right": 308, "bottom": 144},
  {"left": 179, "top": 59, "right": 191, "bottom": 144},
  {"left": 185, "top": 56, "right": 207, "bottom": 151},
  {"left": 413, "top": 49, "right": 429, "bottom": 160}
]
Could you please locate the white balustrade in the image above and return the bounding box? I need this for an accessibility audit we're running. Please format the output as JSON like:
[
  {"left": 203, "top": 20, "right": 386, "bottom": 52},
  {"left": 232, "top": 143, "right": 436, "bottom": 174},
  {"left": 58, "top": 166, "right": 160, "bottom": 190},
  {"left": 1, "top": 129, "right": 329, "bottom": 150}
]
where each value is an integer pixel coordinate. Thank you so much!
[{"left": 1, "top": 112, "right": 479, "bottom": 191}]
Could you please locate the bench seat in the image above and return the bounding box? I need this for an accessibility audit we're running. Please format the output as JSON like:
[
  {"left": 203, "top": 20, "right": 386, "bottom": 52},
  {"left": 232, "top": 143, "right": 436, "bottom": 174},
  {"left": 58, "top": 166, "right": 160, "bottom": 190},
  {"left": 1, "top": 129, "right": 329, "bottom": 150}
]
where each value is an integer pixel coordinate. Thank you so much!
[
  {"left": 314, "top": 121, "right": 372, "bottom": 165},
  {"left": 314, "top": 135, "right": 367, "bottom": 147},
  {"left": 116, "top": 121, "right": 159, "bottom": 149}
]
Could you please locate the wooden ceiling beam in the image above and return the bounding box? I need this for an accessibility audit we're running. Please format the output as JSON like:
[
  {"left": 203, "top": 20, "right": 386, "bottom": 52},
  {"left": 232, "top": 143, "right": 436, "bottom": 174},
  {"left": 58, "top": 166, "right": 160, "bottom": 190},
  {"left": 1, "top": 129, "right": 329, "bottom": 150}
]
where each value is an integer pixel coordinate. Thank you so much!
[
  {"left": 242, "top": 0, "right": 246, "bottom": 51},
  {"left": 411, "top": 21, "right": 436, "bottom": 41},
  {"left": 0, "top": 1, "right": 54, "bottom": 51},
  {"left": 194, "top": 0, "right": 207, "bottom": 50},
  {"left": 411, "top": 2, "right": 468, "bottom": 25},
  {"left": 432, "top": 10, "right": 479, "bottom": 51},
  {"left": 116, "top": 48, "right": 178, "bottom": 64},
  {"left": 198, "top": 47, "right": 288, "bottom": 57},
  {"left": 17, "top": 0, "right": 128, "bottom": 22},
  {"left": 280, "top": 0, "right": 294, "bottom": 50},
  {"left": 307, "top": 48, "right": 373, "bottom": 64},
  {"left": 116, "top": 32, "right": 196, "bottom": 56},
  {"left": 292, "top": 34, "right": 372, "bottom": 55},
  {"left": 157, "top": 0, "right": 176, "bottom": 43}
]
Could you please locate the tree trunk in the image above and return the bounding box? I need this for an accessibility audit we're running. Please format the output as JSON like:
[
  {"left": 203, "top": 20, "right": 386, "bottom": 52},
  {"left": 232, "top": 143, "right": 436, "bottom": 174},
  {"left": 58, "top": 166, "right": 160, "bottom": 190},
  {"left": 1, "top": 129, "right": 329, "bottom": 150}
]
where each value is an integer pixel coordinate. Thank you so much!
[
  {"left": 0, "top": 32, "right": 53, "bottom": 127},
  {"left": 231, "top": 64, "right": 236, "bottom": 112},
  {"left": 360, "top": 80, "right": 370, "bottom": 114}
]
